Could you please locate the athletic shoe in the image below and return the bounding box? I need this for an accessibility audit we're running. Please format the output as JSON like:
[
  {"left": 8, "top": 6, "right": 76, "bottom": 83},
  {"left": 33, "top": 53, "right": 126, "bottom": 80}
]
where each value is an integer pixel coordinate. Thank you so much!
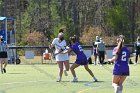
[
  {"left": 64, "top": 70, "right": 68, "bottom": 76},
  {"left": 3, "top": 68, "right": 6, "bottom": 73},
  {"left": 56, "top": 77, "right": 61, "bottom": 82},
  {"left": 93, "top": 77, "right": 98, "bottom": 82},
  {"left": 134, "top": 62, "right": 137, "bottom": 65},
  {"left": 72, "top": 77, "right": 78, "bottom": 82}
]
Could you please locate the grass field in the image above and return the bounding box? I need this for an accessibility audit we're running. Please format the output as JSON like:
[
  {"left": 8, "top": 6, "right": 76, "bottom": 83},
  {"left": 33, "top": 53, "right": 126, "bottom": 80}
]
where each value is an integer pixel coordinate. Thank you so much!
[{"left": 0, "top": 60, "right": 140, "bottom": 93}]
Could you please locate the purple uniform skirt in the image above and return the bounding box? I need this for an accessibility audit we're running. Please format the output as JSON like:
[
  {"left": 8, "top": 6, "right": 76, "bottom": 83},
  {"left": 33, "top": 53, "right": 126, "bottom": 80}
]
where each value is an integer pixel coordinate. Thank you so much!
[
  {"left": 113, "top": 64, "right": 129, "bottom": 76},
  {"left": 75, "top": 57, "right": 88, "bottom": 65}
]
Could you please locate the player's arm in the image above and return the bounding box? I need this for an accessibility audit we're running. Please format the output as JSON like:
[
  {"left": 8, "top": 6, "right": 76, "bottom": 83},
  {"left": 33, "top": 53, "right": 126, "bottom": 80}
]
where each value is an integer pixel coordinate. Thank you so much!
[
  {"left": 49, "top": 38, "right": 56, "bottom": 49},
  {"left": 108, "top": 37, "right": 122, "bottom": 63},
  {"left": 61, "top": 47, "right": 72, "bottom": 54},
  {"left": 49, "top": 44, "right": 54, "bottom": 49},
  {"left": 108, "top": 55, "right": 118, "bottom": 63}
]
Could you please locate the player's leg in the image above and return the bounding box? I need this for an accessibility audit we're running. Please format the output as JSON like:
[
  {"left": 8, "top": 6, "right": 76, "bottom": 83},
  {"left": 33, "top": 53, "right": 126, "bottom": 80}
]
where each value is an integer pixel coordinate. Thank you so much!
[
  {"left": 3, "top": 58, "right": 7, "bottom": 73},
  {"left": 84, "top": 64, "right": 98, "bottom": 81},
  {"left": 118, "top": 76, "right": 127, "bottom": 93},
  {"left": 135, "top": 52, "right": 138, "bottom": 64},
  {"left": 94, "top": 55, "right": 97, "bottom": 65},
  {"left": 98, "top": 52, "right": 102, "bottom": 65},
  {"left": 100, "top": 51, "right": 104, "bottom": 65},
  {"left": 63, "top": 60, "right": 69, "bottom": 76},
  {"left": 112, "top": 75, "right": 120, "bottom": 93},
  {"left": 57, "top": 61, "right": 64, "bottom": 82},
  {"left": 102, "top": 51, "right": 105, "bottom": 64},
  {"left": 70, "top": 63, "right": 80, "bottom": 82},
  {"left": 63, "top": 60, "right": 69, "bottom": 71},
  {"left": 138, "top": 53, "right": 140, "bottom": 63},
  {"left": 0, "top": 59, "right": 3, "bottom": 74}
]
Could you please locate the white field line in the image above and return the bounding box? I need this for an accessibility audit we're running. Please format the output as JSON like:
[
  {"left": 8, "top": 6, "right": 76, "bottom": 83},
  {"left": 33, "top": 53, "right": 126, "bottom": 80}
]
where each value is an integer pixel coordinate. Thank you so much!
[{"left": 0, "top": 80, "right": 48, "bottom": 86}]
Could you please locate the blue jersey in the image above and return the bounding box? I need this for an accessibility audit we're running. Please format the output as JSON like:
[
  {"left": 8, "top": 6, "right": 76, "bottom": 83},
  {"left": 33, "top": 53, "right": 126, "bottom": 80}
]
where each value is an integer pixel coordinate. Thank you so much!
[
  {"left": 112, "top": 46, "right": 130, "bottom": 76},
  {"left": 70, "top": 42, "right": 88, "bottom": 65}
]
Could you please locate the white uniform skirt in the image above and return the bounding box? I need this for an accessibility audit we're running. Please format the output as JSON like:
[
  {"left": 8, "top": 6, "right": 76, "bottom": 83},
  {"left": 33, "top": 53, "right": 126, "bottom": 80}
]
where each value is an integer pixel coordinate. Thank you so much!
[{"left": 55, "top": 53, "right": 69, "bottom": 62}]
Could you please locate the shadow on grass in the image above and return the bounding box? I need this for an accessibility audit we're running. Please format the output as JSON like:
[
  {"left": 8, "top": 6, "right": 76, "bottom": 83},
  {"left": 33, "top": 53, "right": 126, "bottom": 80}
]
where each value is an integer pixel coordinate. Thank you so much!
[{"left": 60, "top": 80, "right": 104, "bottom": 83}]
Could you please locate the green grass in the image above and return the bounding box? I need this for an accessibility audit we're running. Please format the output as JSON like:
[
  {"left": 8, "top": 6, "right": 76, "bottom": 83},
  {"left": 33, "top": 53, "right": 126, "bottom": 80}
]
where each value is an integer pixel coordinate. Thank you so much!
[{"left": 0, "top": 63, "right": 140, "bottom": 93}]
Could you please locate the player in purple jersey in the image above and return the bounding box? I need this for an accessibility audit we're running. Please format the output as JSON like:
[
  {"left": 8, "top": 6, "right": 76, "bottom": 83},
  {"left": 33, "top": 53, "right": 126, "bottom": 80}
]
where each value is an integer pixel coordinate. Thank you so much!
[
  {"left": 62, "top": 36, "right": 98, "bottom": 82},
  {"left": 108, "top": 35, "right": 130, "bottom": 93}
]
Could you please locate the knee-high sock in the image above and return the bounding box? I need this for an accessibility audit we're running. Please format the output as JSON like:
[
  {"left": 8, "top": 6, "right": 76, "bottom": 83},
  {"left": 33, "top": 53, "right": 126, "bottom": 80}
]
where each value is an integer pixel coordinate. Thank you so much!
[
  {"left": 119, "top": 85, "right": 123, "bottom": 93},
  {"left": 112, "top": 83, "right": 120, "bottom": 93}
]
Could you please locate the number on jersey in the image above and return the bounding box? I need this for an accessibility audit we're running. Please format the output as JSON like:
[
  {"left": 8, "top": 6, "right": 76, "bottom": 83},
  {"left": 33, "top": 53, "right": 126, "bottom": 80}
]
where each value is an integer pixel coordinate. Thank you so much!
[
  {"left": 121, "top": 51, "right": 127, "bottom": 61},
  {"left": 78, "top": 45, "right": 83, "bottom": 51}
]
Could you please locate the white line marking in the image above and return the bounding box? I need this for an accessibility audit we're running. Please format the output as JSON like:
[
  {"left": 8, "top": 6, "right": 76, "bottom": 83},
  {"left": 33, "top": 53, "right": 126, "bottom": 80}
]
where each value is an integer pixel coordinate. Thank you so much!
[{"left": 0, "top": 80, "right": 48, "bottom": 86}]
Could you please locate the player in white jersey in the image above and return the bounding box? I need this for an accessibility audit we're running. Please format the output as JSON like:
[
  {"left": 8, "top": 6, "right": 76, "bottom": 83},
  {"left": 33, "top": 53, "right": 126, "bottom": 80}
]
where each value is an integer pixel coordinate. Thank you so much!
[{"left": 50, "top": 32, "right": 69, "bottom": 82}]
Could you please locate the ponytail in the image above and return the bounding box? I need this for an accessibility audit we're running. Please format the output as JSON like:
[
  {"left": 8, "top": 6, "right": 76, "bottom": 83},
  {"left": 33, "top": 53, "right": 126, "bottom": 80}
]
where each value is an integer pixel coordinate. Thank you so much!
[
  {"left": 116, "top": 40, "right": 122, "bottom": 54},
  {"left": 116, "top": 35, "right": 124, "bottom": 54}
]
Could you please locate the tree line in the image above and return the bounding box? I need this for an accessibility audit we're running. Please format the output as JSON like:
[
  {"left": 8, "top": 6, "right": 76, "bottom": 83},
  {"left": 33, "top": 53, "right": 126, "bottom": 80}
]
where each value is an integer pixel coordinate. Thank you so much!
[{"left": 0, "top": 0, "right": 140, "bottom": 46}]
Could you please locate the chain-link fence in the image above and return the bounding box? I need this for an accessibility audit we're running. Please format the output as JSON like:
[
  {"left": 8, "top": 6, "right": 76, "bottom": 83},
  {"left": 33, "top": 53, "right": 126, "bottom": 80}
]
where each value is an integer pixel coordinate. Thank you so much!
[{"left": 7, "top": 44, "right": 134, "bottom": 65}]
